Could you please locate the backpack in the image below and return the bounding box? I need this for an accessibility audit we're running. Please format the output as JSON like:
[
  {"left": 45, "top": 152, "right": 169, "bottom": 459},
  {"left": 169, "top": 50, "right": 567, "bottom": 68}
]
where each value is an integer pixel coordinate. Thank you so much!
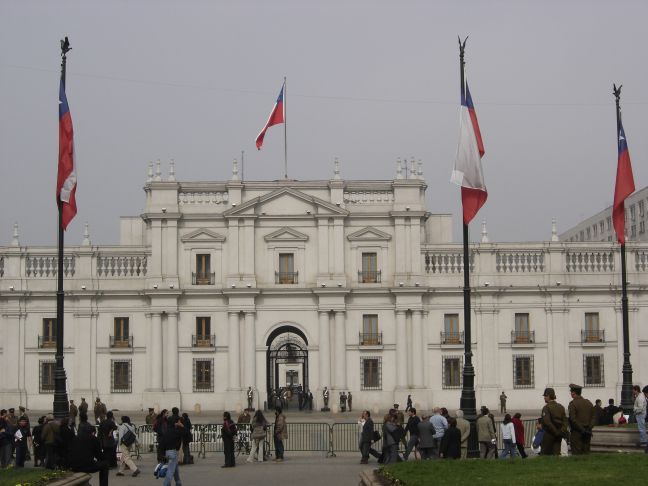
[{"left": 153, "top": 462, "right": 168, "bottom": 478}]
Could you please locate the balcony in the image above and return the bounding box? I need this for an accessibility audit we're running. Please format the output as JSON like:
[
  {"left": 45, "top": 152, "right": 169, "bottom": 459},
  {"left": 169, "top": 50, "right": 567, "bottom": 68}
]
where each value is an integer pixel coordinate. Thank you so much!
[
  {"left": 275, "top": 271, "right": 298, "bottom": 284},
  {"left": 192, "top": 272, "right": 215, "bottom": 285},
  {"left": 441, "top": 331, "right": 464, "bottom": 345},
  {"left": 582, "top": 329, "right": 605, "bottom": 343},
  {"left": 511, "top": 331, "right": 535, "bottom": 344},
  {"left": 110, "top": 335, "right": 133, "bottom": 348},
  {"left": 38, "top": 336, "right": 57, "bottom": 349},
  {"left": 192, "top": 334, "right": 216, "bottom": 348},
  {"left": 358, "top": 270, "right": 381, "bottom": 283},
  {"left": 359, "top": 332, "right": 382, "bottom": 346}
]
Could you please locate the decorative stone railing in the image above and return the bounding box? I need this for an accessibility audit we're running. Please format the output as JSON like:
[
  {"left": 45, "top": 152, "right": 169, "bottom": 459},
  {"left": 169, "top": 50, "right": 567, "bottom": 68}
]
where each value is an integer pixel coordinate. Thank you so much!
[
  {"left": 25, "top": 255, "right": 75, "bottom": 277},
  {"left": 635, "top": 249, "right": 648, "bottom": 271},
  {"left": 343, "top": 191, "right": 394, "bottom": 204},
  {"left": 178, "top": 191, "right": 229, "bottom": 205},
  {"left": 565, "top": 250, "right": 614, "bottom": 272},
  {"left": 97, "top": 254, "right": 147, "bottom": 277},
  {"left": 496, "top": 251, "right": 545, "bottom": 272},
  {"left": 424, "top": 251, "right": 475, "bottom": 274}
]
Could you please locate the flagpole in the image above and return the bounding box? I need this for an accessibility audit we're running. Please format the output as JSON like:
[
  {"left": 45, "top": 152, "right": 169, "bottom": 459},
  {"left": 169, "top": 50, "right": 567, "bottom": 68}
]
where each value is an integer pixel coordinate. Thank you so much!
[
  {"left": 283, "top": 76, "right": 288, "bottom": 179},
  {"left": 54, "top": 37, "right": 71, "bottom": 420},
  {"left": 614, "top": 84, "right": 634, "bottom": 418}
]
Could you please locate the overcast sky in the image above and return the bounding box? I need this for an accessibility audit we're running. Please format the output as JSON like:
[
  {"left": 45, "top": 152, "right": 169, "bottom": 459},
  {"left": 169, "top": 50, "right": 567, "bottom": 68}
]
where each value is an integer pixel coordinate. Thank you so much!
[{"left": 1, "top": 0, "right": 647, "bottom": 245}]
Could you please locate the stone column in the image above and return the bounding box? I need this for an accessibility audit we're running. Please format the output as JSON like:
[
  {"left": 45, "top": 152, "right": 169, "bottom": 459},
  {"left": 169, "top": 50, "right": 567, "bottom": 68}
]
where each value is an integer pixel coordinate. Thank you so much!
[
  {"left": 243, "top": 219, "right": 255, "bottom": 276},
  {"left": 228, "top": 312, "right": 240, "bottom": 389},
  {"left": 244, "top": 312, "right": 256, "bottom": 389},
  {"left": 411, "top": 310, "right": 423, "bottom": 388},
  {"left": 150, "top": 313, "right": 163, "bottom": 390},
  {"left": 317, "top": 219, "right": 329, "bottom": 275},
  {"left": 1, "top": 312, "right": 21, "bottom": 392},
  {"left": 166, "top": 312, "right": 179, "bottom": 391},
  {"left": 319, "top": 311, "right": 331, "bottom": 389},
  {"left": 334, "top": 311, "right": 347, "bottom": 389},
  {"left": 394, "top": 218, "right": 406, "bottom": 275},
  {"left": 333, "top": 219, "right": 344, "bottom": 275},
  {"left": 228, "top": 219, "right": 240, "bottom": 277},
  {"left": 150, "top": 220, "right": 163, "bottom": 277},
  {"left": 395, "top": 310, "right": 407, "bottom": 387}
]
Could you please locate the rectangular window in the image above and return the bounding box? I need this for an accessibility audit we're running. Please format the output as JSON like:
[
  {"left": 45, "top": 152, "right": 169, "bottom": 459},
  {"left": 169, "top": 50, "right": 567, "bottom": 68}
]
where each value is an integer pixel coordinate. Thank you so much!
[
  {"left": 360, "top": 252, "right": 379, "bottom": 283},
  {"left": 513, "top": 355, "right": 534, "bottom": 388},
  {"left": 600, "top": 221, "right": 605, "bottom": 234},
  {"left": 583, "top": 355, "right": 604, "bottom": 387},
  {"left": 639, "top": 200, "right": 645, "bottom": 217},
  {"left": 111, "top": 360, "right": 132, "bottom": 393},
  {"left": 360, "top": 314, "right": 380, "bottom": 345},
  {"left": 583, "top": 313, "right": 603, "bottom": 342},
  {"left": 39, "top": 360, "right": 55, "bottom": 393},
  {"left": 513, "top": 313, "right": 533, "bottom": 343},
  {"left": 640, "top": 221, "right": 645, "bottom": 234},
  {"left": 630, "top": 204, "right": 636, "bottom": 221},
  {"left": 194, "top": 254, "right": 212, "bottom": 285},
  {"left": 579, "top": 230, "right": 584, "bottom": 241},
  {"left": 194, "top": 317, "right": 213, "bottom": 347},
  {"left": 593, "top": 224, "right": 598, "bottom": 237},
  {"left": 41, "top": 318, "right": 57, "bottom": 348},
  {"left": 442, "top": 356, "right": 462, "bottom": 389},
  {"left": 631, "top": 225, "right": 636, "bottom": 238},
  {"left": 586, "top": 227, "right": 591, "bottom": 240},
  {"left": 360, "top": 357, "right": 381, "bottom": 390},
  {"left": 276, "top": 253, "right": 296, "bottom": 284},
  {"left": 112, "top": 317, "right": 130, "bottom": 347},
  {"left": 607, "top": 217, "right": 612, "bottom": 231},
  {"left": 443, "top": 314, "right": 462, "bottom": 344},
  {"left": 194, "top": 359, "right": 214, "bottom": 392}
]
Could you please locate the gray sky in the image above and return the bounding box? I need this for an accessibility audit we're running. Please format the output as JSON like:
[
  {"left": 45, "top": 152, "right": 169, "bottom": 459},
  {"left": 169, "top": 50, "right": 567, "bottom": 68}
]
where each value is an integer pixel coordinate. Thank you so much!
[{"left": 1, "top": 0, "right": 647, "bottom": 245}]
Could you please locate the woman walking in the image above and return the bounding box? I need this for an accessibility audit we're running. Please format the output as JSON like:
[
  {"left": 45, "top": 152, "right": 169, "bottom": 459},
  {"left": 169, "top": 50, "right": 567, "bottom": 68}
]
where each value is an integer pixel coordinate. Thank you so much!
[
  {"left": 116, "top": 416, "right": 140, "bottom": 477},
  {"left": 221, "top": 412, "right": 237, "bottom": 468},
  {"left": 247, "top": 411, "right": 269, "bottom": 463},
  {"left": 512, "top": 413, "right": 528, "bottom": 458},
  {"left": 499, "top": 414, "right": 518, "bottom": 459}
]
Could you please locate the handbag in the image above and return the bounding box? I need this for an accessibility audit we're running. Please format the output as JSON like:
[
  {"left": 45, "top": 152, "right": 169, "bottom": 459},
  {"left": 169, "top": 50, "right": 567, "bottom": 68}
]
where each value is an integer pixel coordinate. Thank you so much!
[
  {"left": 372, "top": 430, "right": 381, "bottom": 442},
  {"left": 121, "top": 428, "right": 137, "bottom": 447}
]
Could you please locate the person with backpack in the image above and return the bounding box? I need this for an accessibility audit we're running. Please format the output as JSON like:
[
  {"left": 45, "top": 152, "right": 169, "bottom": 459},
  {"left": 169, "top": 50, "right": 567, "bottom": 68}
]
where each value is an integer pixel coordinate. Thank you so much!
[
  {"left": 116, "top": 416, "right": 140, "bottom": 477},
  {"left": 221, "top": 411, "right": 237, "bottom": 468}
]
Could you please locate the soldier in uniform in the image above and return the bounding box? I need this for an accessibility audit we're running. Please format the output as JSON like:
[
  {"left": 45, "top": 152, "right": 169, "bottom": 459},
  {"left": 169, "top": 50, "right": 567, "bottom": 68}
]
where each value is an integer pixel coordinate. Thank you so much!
[
  {"left": 145, "top": 408, "right": 156, "bottom": 425},
  {"left": 322, "top": 387, "right": 330, "bottom": 410},
  {"left": 247, "top": 387, "right": 254, "bottom": 410},
  {"left": 78, "top": 398, "right": 89, "bottom": 417},
  {"left": 540, "top": 387, "right": 567, "bottom": 455},
  {"left": 69, "top": 400, "right": 78, "bottom": 426},
  {"left": 567, "top": 383, "right": 595, "bottom": 454}
]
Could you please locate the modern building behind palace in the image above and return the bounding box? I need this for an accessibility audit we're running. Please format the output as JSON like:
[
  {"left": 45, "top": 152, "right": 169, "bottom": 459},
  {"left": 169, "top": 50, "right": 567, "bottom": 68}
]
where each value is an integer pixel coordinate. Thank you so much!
[{"left": 1, "top": 160, "right": 647, "bottom": 412}]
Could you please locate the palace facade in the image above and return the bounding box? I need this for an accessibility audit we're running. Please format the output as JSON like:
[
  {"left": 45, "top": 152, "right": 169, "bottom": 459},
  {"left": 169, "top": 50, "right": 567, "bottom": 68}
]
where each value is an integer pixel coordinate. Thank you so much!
[{"left": 1, "top": 161, "right": 647, "bottom": 412}]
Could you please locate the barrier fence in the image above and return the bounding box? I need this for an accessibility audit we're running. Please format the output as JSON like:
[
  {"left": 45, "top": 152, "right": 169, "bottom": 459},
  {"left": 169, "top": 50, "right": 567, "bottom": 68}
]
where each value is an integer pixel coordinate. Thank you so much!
[{"left": 134, "top": 418, "right": 537, "bottom": 459}]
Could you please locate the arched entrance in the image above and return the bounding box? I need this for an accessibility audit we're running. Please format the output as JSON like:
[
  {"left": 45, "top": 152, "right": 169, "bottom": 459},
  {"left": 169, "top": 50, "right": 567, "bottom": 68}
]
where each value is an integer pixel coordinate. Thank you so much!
[{"left": 266, "top": 325, "right": 309, "bottom": 408}]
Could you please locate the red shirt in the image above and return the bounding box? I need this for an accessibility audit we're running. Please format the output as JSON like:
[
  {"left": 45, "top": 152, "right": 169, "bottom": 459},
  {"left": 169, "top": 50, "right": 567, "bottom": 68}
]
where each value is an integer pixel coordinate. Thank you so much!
[{"left": 511, "top": 417, "right": 525, "bottom": 444}]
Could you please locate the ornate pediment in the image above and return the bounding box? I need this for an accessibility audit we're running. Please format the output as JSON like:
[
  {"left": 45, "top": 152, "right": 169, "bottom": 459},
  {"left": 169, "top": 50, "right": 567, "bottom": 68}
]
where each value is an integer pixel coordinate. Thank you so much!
[
  {"left": 223, "top": 187, "right": 348, "bottom": 217},
  {"left": 181, "top": 228, "right": 226, "bottom": 243},
  {"left": 264, "top": 227, "right": 309, "bottom": 242},
  {"left": 347, "top": 226, "right": 392, "bottom": 241}
]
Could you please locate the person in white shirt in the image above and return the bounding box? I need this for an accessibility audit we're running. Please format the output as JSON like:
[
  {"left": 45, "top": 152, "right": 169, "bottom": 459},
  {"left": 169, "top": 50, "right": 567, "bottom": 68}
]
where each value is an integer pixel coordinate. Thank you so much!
[
  {"left": 116, "top": 416, "right": 140, "bottom": 477},
  {"left": 499, "top": 414, "right": 517, "bottom": 459},
  {"left": 633, "top": 385, "right": 647, "bottom": 445}
]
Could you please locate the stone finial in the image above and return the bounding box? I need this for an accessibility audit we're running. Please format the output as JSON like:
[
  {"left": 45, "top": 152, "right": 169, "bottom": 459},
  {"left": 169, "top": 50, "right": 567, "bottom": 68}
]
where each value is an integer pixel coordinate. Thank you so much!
[
  {"left": 409, "top": 157, "right": 416, "bottom": 180},
  {"left": 147, "top": 161, "right": 154, "bottom": 183},
  {"left": 396, "top": 158, "right": 404, "bottom": 179},
  {"left": 551, "top": 218, "right": 559, "bottom": 242},
  {"left": 481, "top": 220, "right": 489, "bottom": 243},
  {"left": 168, "top": 158, "right": 176, "bottom": 182},
  {"left": 154, "top": 159, "right": 162, "bottom": 181},
  {"left": 417, "top": 159, "right": 423, "bottom": 180},
  {"left": 334, "top": 157, "right": 341, "bottom": 180},
  {"left": 231, "top": 158, "right": 240, "bottom": 181},
  {"left": 82, "top": 222, "right": 91, "bottom": 246},
  {"left": 11, "top": 222, "right": 19, "bottom": 246}
]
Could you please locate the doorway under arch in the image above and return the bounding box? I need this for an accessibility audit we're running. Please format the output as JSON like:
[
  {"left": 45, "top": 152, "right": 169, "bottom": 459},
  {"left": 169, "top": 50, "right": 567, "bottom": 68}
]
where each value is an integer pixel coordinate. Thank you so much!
[{"left": 266, "top": 325, "right": 309, "bottom": 406}]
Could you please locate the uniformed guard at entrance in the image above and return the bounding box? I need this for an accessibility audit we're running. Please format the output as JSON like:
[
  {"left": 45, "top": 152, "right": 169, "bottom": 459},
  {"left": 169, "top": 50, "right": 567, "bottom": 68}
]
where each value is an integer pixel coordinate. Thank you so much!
[
  {"left": 567, "top": 384, "right": 595, "bottom": 454},
  {"left": 540, "top": 387, "right": 567, "bottom": 455}
]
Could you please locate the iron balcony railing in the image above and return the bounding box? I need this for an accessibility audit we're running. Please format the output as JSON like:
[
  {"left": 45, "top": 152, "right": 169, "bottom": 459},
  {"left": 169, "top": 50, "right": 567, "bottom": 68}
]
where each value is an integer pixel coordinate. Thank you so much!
[
  {"left": 192, "top": 272, "right": 215, "bottom": 285},
  {"left": 358, "top": 270, "right": 381, "bottom": 283},
  {"left": 441, "top": 331, "right": 464, "bottom": 345},
  {"left": 582, "top": 329, "right": 605, "bottom": 343},
  {"left": 110, "top": 335, "right": 133, "bottom": 348},
  {"left": 192, "top": 334, "right": 216, "bottom": 347},
  {"left": 511, "top": 330, "right": 535, "bottom": 344},
  {"left": 38, "top": 336, "right": 57, "bottom": 349},
  {"left": 359, "top": 332, "right": 382, "bottom": 346},
  {"left": 275, "top": 271, "right": 298, "bottom": 284}
]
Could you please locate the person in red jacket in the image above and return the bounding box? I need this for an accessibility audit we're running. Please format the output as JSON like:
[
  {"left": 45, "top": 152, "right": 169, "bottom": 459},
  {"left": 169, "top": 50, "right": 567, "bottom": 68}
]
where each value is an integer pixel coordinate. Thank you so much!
[{"left": 512, "top": 413, "right": 527, "bottom": 458}]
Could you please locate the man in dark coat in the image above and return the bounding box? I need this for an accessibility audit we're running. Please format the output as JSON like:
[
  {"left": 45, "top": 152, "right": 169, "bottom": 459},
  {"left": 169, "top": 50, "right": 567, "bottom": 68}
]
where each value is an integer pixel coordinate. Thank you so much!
[
  {"left": 540, "top": 387, "right": 567, "bottom": 455},
  {"left": 416, "top": 413, "right": 436, "bottom": 460},
  {"left": 403, "top": 408, "right": 421, "bottom": 461},
  {"left": 440, "top": 418, "right": 462, "bottom": 459},
  {"left": 359, "top": 410, "right": 380, "bottom": 464},
  {"left": 568, "top": 384, "right": 595, "bottom": 454},
  {"left": 68, "top": 426, "right": 109, "bottom": 486}
]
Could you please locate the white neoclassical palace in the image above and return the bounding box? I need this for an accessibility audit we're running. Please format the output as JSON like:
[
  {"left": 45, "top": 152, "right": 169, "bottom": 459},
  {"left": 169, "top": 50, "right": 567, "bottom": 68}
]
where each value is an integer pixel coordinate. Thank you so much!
[{"left": 1, "top": 160, "right": 647, "bottom": 412}]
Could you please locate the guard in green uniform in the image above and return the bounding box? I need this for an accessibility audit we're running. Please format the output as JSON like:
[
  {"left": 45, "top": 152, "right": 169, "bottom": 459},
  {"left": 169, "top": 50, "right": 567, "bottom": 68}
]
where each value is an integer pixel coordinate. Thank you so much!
[
  {"left": 540, "top": 387, "right": 567, "bottom": 455},
  {"left": 567, "top": 384, "right": 595, "bottom": 454}
]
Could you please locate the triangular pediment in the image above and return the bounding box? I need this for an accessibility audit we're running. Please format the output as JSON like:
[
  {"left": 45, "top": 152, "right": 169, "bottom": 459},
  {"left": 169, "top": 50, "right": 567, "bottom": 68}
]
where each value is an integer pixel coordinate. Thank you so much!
[
  {"left": 181, "top": 228, "right": 226, "bottom": 242},
  {"left": 347, "top": 226, "right": 392, "bottom": 241},
  {"left": 264, "top": 227, "right": 309, "bottom": 242},
  {"left": 223, "top": 187, "right": 348, "bottom": 217}
]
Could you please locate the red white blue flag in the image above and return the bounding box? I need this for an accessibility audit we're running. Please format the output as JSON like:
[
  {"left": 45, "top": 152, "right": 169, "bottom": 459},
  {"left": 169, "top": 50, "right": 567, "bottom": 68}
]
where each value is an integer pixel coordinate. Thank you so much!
[
  {"left": 613, "top": 120, "right": 635, "bottom": 243},
  {"left": 255, "top": 82, "right": 285, "bottom": 150},
  {"left": 57, "top": 78, "right": 77, "bottom": 230},
  {"left": 451, "top": 81, "right": 487, "bottom": 224}
]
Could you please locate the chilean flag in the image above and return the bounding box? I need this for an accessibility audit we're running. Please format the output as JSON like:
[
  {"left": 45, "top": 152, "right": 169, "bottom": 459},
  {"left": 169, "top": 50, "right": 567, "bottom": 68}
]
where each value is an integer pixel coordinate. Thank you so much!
[
  {"left": 57, "top": 78, "right": 77, "bottom": 230},
  {"left": 451, "top": 82, "right": 487, "bottom": 224},
  {"left": 255, "top": 83, "right": 285, "bottom": 150},
  {"left": 613, "top": 120, "right": 635, "bottom": 244}
]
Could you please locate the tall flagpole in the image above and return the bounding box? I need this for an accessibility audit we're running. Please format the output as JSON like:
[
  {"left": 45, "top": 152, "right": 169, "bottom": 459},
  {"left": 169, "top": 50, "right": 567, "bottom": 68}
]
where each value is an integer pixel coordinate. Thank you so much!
[
  {"left": 458, "top": 36, "right": 478, "bottom": 457},
  {"left": 614, "top": 84, "right": 634, "bottom": 417},
  {"left": 54, "top": 37, "right": 71, "bottom": 419},
  {"left": 283, "top": 76, "right": 288, "bottom": 179}
]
